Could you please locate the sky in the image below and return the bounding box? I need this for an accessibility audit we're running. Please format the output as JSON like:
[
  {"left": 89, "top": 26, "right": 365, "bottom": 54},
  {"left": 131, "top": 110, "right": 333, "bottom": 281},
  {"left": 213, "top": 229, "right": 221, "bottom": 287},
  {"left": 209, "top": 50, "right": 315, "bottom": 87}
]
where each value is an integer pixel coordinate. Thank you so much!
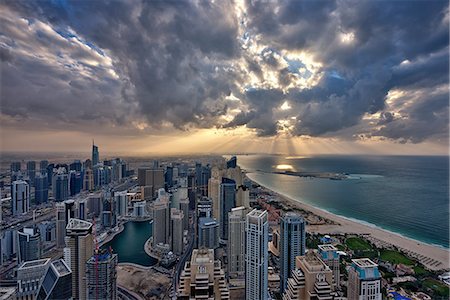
[{"left": 0, "top": 0, "right": 449, "bottom": 155}]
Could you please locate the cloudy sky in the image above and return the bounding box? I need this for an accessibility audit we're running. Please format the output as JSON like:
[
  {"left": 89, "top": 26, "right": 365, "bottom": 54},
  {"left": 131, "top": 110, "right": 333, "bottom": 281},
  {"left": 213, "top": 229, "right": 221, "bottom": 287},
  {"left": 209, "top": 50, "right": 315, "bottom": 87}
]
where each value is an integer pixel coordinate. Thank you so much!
[{"left": 0, "top": 0, "right": 448, "bottom": 155}]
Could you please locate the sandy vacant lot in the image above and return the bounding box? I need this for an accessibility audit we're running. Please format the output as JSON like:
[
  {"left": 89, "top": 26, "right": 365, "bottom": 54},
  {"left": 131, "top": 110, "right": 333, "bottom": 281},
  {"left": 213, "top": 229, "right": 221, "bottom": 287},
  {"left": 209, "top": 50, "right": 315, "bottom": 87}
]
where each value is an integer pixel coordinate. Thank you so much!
[{"left": 117, "top": 264, "right": 171, "bottom": 300}]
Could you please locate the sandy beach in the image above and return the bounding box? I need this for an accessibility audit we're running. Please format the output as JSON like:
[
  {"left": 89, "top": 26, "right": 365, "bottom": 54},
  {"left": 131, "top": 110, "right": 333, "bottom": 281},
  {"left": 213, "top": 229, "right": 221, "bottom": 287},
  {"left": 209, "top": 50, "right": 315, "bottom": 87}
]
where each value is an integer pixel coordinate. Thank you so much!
[{"left": 261, "top": 186, "right": 450, "bottom": 271}]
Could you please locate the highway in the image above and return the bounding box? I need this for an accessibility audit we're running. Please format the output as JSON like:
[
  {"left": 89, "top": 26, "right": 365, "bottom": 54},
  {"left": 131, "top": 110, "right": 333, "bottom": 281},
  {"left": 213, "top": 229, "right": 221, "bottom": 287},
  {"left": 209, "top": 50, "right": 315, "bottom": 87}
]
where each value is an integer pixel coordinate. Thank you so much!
[{"left": 170, "top": 214, "right": 195, "bottom": 298}]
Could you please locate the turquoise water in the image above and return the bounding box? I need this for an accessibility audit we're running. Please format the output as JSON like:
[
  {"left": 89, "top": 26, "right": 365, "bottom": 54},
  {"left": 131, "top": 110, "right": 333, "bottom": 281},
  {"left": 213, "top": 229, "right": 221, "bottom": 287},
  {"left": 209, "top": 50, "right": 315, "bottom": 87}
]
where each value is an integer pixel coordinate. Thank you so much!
[
  {"left": 103, "top": 221, "right": 157, "bottom": 266},
  {"left": 238, "top": 155, "right": 449, "bottom": 248}
]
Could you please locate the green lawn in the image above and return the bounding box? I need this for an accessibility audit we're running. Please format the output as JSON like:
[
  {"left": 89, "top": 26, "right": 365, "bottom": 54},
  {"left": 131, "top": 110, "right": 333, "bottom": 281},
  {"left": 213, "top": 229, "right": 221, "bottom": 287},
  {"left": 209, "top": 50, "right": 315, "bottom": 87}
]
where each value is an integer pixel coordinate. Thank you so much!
[
  {"left": 335, "top": 244, "right": 346, "bottom": 251},
  {"left": 380, "top": 249, "right": 414, "bottom": 265},
  {"left": 422, "top": 278, "right": 450, "bottom": 297},
  {"left": 413, "top": 265, "right": 428, "bottom": 276},
  {"left": 345, "top": 237, "right": 372, "bottom": 250}
]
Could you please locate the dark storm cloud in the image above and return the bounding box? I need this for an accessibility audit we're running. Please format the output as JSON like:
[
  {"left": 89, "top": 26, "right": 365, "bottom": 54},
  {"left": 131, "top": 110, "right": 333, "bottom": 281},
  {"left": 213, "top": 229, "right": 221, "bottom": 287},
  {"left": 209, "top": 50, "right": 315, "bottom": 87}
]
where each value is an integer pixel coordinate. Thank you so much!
[
  {"left": 1, "top": 0, "right": 448, "bottom": 144},
  {"left": 1, "top": 0, "right": 240, "bottom": 133}
]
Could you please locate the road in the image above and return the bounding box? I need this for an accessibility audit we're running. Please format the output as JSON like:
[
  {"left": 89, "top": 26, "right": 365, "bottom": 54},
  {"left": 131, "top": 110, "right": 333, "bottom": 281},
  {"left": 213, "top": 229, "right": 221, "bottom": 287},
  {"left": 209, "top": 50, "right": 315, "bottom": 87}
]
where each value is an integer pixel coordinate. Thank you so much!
[
  {"left": 170, "top": 214, "right": 195, "bottom": 298},
  {"left": 118, "top": 286, "right": 141, "bottom": 300}
]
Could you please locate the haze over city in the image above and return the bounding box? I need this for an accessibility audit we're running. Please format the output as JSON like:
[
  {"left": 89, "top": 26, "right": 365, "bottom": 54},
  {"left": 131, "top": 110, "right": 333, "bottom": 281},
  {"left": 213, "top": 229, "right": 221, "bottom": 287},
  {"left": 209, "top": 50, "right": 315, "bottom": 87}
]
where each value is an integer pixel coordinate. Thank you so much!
[{"left": 1, "top": 0, "right": 448, "bottom": 155}]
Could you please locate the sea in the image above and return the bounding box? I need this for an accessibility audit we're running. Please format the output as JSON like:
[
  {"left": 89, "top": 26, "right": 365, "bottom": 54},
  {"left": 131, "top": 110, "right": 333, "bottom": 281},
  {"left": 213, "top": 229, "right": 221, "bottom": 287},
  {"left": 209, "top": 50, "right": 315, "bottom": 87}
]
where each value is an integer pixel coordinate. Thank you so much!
[{"left": 236, "top": 155, "right": 449, "bottom": 249}]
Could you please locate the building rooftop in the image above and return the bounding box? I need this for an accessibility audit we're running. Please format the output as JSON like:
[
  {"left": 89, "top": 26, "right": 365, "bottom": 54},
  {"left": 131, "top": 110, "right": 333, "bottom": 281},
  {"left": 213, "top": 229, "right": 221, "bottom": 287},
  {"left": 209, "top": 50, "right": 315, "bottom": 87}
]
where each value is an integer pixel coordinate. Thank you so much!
[
  {"left": 18, "top": 258, "right": 51, "bottom": 270},
  {"left": 247, "top": 209, "right": 267, "bottom": 219},
  {"left": 199, "top": 217, "right": 218, "bottom": 227},
  {"left": 51, "top": 259, "right": 71, "bottom": 277},
  {"left": 66, "top": 218, "right": 93, "bottom": 231},
  {"left": 231, "top": 206, "right": 245, "bottom": 212},
  {"left": 352, "top": 258, "right": 378, "bottom": 268},
  {"left": 192, "top": 249, "right": 214, "bottom": 264},
  {"left": 318, "top": 244, "right": 338, "bottom": 252}
]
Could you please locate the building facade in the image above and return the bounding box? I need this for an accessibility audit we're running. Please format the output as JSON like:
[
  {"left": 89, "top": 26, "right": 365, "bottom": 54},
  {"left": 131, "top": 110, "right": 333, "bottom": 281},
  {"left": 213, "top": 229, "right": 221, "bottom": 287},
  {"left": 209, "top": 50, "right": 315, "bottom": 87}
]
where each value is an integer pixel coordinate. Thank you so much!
[
  {"left": 245, "top": 209, "right": 269, "bottom": 300},
  {"left": 178, "top": 249, "right": 229, "bottom": 299},
  {"left": 12, "top": 180, "right": 30, "bottom": 216},
  {"left": 280, "top": 212, "right": 306, "bottom": 293},
  {"left": 348, "top": 258, "right": 382, "bottom": 300},
  {"left": 85, "top": 250, "right": 118, "bottom": 300},
  {"left": 64, "top": 219, "right": 94, "bottom": 300},
  {"left": 227, "top": 206, "right": 246, "bottom": 279}
]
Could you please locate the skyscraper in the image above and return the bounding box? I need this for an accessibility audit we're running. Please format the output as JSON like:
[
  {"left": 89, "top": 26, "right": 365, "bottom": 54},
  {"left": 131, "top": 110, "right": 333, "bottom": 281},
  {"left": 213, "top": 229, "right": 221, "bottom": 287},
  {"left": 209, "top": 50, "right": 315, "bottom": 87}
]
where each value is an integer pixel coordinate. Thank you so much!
[
  {"left": 245, "top": 209, "right": 269, "bottom": 300},
  {"left": 219, "top": 177, "right": 236, "bottom": 241},
  {"left": 86, "top": 249, "right": 118, "bottom": 300},
  {"left": 27, "top": 161, "right": 36, "bottom": 187},
  {"left": 16, "top": 258, "right": 51, "bottom": 300},
  {"left": 114, "top": 190, "right": 128, "bottom": 217},
  {"left": 227, "top": 206, "right": 246, "bottom": 279},
  {"left": 39, "top": 160, "right": 49, "bottom": 174},
  {"left": 64, "top": 218, "right": 94, "bottom": 300},
  {"left": 36, "top": 259, "right": 72, "bottom": 300},
  {"left": 35, "top": 174, "right": 49, "bottom": 204},
  {"left": 280, "top": 212, "right": 306, "bottom": 293},
  {"left": 171, "top": 208, "right": 184, "bottom": 255},
  {"left": 83, "top": 168, "right": 94, "bottom": 191},
  {"left": 318, "top": 244, "right": 340, "bottom": 289},
  {"left": 10, "top": 161, "right": 21, "bottom": 172},
  {"left": 282, "top": 251, "right": 334, "bottom": 300},
  {"left": 152, "top": 198, "right": 170, "bottom": 245},
  {"left": 226, "top": 156, "right": 237, "bottom": 169},
  {"left": 53, "top": 169, "right": 69, "bottom": 202},
  {"left": 17, "top": 227, "right": 42, "bottom": 264},
  {"left": 198, "top": 217, "right": 219, "bottom": 249},
  {"left": 348, "top": 258, "right": 381, "bottom": 300},
  {"left": 12, "top": 180, "right": 30, "bottom": 216},
  {"left": 179, "top": 197, "right": 190, "bottom": 231},
  {"left": 10, "top": 161, "right": 22, "bottom": 182},
  {"left": 69, "top": 171, "right": 82, "bottom": 196},
  {"left": 92, "top": 142, "right": 99, "bottom": 167},
  {"left": 178, "top": 248, "right": 229, "bottom": 299}
]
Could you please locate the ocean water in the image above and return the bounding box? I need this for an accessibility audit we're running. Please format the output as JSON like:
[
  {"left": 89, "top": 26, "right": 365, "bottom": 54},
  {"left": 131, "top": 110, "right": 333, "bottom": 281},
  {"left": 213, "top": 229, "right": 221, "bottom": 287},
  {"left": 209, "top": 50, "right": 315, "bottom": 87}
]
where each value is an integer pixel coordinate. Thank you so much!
[{"left": 237, "top": 155, "right": 449, "bottom": 248}]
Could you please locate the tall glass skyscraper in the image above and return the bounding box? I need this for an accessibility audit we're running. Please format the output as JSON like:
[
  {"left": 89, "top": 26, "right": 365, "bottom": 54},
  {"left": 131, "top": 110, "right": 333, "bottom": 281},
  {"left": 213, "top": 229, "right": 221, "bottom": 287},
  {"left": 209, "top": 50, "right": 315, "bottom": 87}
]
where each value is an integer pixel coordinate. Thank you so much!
[
  {"left": 12, "top": 180, "right": 30, "bottom": 216},
  {"left": 92, "top": 142, "right": 99, "bottom": 166},
  {"left": 35, "top": 174, "right": 49, "bottom": 204},
  {"left": 279, "top": 212, "right": 306, "bottom": 293},
  {"left": 27, "top": 161, "right": 36, "bottom": 187},
  {"left": 220, "top": 178, "right": 236, "bottom": 241},
  {"left": 245, "top": 209, "right": 268, "bottom": 300}
]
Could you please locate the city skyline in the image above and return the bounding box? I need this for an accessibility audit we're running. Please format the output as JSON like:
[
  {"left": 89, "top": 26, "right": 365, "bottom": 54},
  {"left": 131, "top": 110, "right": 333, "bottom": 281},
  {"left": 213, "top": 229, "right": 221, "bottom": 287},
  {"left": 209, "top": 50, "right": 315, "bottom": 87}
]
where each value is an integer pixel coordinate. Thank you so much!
[{"left": 1, "top": 0, "right": 448, "bottom": 155}]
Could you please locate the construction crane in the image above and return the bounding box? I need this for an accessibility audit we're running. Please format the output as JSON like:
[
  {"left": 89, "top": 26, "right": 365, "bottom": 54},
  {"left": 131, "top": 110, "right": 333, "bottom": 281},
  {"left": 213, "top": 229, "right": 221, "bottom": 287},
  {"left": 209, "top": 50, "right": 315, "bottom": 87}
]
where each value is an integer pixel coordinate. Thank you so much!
[{"left": 92, "top": 217, "right": 99, "bottom": 300}]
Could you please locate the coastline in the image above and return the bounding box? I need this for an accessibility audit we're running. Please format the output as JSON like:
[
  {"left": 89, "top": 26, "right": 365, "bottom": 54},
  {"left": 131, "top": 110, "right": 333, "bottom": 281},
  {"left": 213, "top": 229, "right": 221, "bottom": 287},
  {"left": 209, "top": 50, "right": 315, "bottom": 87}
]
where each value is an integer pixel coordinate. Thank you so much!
[{"left": 249, "top": 176, "right": 450, "bottom": 271}]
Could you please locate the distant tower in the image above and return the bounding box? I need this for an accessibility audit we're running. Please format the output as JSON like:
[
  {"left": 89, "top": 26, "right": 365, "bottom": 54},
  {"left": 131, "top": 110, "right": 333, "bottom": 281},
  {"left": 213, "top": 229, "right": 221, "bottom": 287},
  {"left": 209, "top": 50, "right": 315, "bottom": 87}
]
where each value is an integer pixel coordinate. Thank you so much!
[
  {"left": 86, "top": 249, "right": 118, "bottom": 300},
  {"left": 280, "top": 212, "right": 306, "bottom": 293},
  {"left": 53, "top": 169, "right": 69, "bottom": 202},
  {"left": 219, "top": 178, "right": 236, "bottom": 242},
  {"left": 35, "top": 173, "right": 49, "bottom": 204},
  {"left": 348, "top": 258, "right": 382, "bottom": 300},
  {"left": 228, "top": 206, "right": 246, "bottom": 279},
  {"left": 26, "top": 161, "right": 36, "bottom": 187},
  {"left": 12, "top": 180, "right": 30, "bottom": 216},
  {"left": 92, "top": 140, "right": 99, "bottom": 167},
  {"left": 64, "top": 219, "right": 94, "bottom": 300},
  {"left": 245, "top": 209, "right": 269, "bottom": 300}
]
